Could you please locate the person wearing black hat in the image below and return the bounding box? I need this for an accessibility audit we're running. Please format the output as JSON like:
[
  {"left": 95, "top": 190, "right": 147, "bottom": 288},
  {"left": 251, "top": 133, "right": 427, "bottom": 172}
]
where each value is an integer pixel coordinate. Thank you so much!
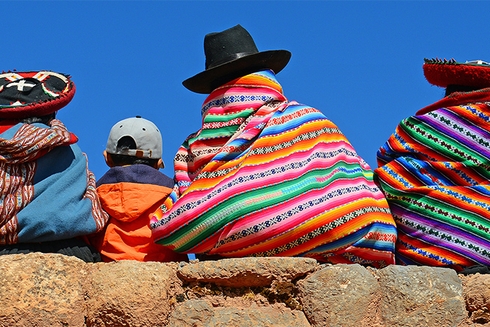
[
  {"left": 151, "top": 25, "right": 397, "bottom": 268},
  {"left": 374, "top": 58, "right": 490, "bottom": 273},
  {"left": 0, "top": 71, "right": 108, "bottom": 262}
]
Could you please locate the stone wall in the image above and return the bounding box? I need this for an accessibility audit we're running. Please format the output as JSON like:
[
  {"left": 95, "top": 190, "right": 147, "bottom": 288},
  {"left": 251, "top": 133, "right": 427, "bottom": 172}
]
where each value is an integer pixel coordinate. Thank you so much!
[{"left": 0, "top": 253, "right": 488, "bottom": 327}]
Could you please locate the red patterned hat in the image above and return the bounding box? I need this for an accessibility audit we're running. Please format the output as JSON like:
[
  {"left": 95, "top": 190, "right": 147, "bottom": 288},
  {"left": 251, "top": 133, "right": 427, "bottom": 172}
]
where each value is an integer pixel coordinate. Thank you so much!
[
  {"left": 0, "top": 71, "right": 75, "bottom": 119},
  {"left": 423, "top": 58, "right": 490, "bottom": 88}
]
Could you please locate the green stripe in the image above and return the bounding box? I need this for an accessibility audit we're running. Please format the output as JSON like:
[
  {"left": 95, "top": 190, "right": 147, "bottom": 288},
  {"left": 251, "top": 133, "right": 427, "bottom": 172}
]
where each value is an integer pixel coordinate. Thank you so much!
[
  {"left": 384, "top": 183, "right": 490, "bottom": 239},
  {"left": 403, "top": 116, "right": 487, "bottom": 163},
  {"left": 165, "top": 162, "right": 372, "bottom": 251},
  {"left": 200, "top": 126, "right": 238, "bottom": 138},
  {"left": 203, "top": 109, "right": 254, "bottom": 123},
  {"left": 186, "top": 126, "right": 238, "bottom": 144}
]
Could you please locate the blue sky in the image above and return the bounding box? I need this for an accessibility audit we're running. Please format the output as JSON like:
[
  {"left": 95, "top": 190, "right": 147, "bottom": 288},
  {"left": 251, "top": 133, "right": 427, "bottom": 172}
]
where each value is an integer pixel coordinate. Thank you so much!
[{"left": 2, "top": 1, "right": 487, "bottom": 180}]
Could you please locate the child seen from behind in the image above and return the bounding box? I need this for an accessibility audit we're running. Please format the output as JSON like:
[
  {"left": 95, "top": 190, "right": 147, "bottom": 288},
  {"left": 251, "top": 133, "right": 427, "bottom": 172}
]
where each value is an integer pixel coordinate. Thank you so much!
[{"left": 90, "top": 116, "right": 187, "bottom": 262}]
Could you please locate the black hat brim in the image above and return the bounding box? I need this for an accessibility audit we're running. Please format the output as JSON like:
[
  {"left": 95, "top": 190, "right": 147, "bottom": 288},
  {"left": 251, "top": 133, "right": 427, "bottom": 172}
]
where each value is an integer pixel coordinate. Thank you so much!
[{"left": 182, "top": 50, "right": 291, "bottom": 94}]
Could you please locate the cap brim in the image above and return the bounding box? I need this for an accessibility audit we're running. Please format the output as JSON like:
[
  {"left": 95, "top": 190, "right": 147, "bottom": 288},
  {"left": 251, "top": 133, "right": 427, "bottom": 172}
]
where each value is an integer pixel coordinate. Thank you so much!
[{"left": 183, "top": 50, "right": 291, "bottom": 94}]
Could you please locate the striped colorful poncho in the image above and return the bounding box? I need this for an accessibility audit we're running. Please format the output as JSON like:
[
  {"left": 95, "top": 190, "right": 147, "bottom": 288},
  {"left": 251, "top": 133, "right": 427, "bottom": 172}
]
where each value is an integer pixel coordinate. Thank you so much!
[
  {"left": 374, "top": 89, "right": 490, "bottom": 271},
  {"left": 151, "top": 70, "right": 396, "bottom": 268}
]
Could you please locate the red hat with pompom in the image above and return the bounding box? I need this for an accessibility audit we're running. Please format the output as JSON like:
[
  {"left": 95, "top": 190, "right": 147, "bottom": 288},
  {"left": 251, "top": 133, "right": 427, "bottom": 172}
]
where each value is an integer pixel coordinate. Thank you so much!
[{"left": 423, "top": 58, "right": 490, "bottom": 88}]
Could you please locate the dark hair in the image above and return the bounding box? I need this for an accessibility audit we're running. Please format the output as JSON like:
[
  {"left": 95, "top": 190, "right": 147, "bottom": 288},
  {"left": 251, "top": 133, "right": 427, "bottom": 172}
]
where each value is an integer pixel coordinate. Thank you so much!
[
  {"left": 445, "top": 84, "right": 482, "bottom": 96},
  {"left": 0, "top": 112, "right": 56, "bottom": 125},
  {"left": 107, "top": 136, "right": 159, "bottom": 167}
]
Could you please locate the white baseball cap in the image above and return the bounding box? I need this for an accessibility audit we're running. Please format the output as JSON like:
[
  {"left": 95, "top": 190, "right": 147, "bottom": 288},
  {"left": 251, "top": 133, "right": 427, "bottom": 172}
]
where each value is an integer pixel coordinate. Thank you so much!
[{"left": 106, "top": 116, "right": 162, "bottom": 159}]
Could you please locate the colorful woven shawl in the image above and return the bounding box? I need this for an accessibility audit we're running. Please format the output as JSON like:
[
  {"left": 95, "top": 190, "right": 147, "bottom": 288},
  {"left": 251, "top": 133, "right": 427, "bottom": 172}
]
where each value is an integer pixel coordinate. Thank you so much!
[
  {"left": 151, "top": 70, "right": 396, "bottom": 267},
  {"left": 0, "top": 119, "right": 107, "bottom": 244},
  {"left": 0, "top": 119, "right": 75, "bottom": 243},
  {"left": 375, "top": 89, "right": 490, "bottom": 271}
]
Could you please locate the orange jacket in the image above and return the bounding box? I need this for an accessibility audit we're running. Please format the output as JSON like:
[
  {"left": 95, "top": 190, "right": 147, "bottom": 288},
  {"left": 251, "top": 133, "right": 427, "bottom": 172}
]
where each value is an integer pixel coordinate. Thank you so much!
[{"left": 90, "top": 166, "right": 187, "bottom": 262}]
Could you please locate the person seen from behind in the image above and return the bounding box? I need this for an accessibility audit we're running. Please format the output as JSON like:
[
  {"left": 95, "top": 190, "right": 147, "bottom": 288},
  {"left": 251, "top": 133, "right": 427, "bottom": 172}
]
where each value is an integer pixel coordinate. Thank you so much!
[
  {"left": 375, "top": 58, "right": 490, "bottom": 275},
  {"left": 89, "top": 116, "right": 187, "bottom": 262},
  {"left": 150, "top": 25, "right": 397, "bottom": 268},
  {"left": 0, "top": 70, "right": 108, "bottom": 262}
]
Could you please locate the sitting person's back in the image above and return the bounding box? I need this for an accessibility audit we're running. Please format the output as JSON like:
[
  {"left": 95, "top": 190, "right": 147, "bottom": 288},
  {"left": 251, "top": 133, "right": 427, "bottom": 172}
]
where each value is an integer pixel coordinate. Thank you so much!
[
  {"left": 374, "top": 59, "right": 490, "bottom": 273},
  {"left": 89, "top": 116, "right": 187, "bottom": 262},
  {"left": 150, "top": 25, "right": 397, "bottom": 268},
  {"left": 0, "top": 70, "right": 108, "bottom": 262}
]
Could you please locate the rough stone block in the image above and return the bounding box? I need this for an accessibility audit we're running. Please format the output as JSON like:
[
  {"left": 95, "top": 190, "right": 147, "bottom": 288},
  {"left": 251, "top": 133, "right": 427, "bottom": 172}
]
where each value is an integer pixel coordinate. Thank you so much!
[
  {"left": 179, "top": 257, "right": 319, "bottom": 287},
  {"left": 376, "top": 265, "right": 466, "bottom": 327},
  {"left": 168, "top": 299, "right": 311, "bottom": 327},
  {"left": 0, "top": 253, "right": 87, "bottom": 327},
  {"left": 85, "top": 260, "right": 183, "bottom": 327},
  {"left": 297, "top": 264, "right": 381, "bottom": 327},
  {"left": 461, "top": 273, "right": 490, "bottom": 324}
]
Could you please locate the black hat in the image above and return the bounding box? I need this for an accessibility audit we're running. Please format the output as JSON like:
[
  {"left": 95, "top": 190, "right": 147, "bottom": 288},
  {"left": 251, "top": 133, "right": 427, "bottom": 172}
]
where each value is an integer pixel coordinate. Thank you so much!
[{"left": 182, "top": 24, "right": 291, "bottom": 94}]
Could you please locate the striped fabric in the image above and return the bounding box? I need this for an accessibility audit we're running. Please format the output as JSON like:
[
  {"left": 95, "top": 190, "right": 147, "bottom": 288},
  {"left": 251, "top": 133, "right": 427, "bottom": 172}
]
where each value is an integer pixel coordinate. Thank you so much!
[
  {"left": 0, "top": 119, "right": 74, "bottom": 244},
  {"left": 151, "top": 70, "right": 396, "bottom": 268},
  {"left": 0, "top": 119, "right": 108, "bottom": 244},
  {"left": 374, "top": 89, "right": 490, "bottom": 271}
]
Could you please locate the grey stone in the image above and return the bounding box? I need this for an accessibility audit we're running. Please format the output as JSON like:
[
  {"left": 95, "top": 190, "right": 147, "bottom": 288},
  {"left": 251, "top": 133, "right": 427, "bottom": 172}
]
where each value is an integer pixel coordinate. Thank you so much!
[
  {"left": 297, "top": 264, "right": 381, "bottom": 327},
  {"left": 376, "top": 265, "right": 467, "bottom": 327}
]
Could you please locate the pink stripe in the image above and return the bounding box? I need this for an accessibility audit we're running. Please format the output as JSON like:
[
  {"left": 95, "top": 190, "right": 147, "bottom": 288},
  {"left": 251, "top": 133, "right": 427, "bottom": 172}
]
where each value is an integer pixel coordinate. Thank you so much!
[
  {"left": 160, "top": 142, "right": 375, "bottom": 233},
  {"left": 158, "top": 171, "right": 381, "bottom": 246},
  {"left": 213, "top": 181, "right": 383, "bottom": 253},
  {"left": 227, "top": 177, "right": 382, "bottom": 233}
]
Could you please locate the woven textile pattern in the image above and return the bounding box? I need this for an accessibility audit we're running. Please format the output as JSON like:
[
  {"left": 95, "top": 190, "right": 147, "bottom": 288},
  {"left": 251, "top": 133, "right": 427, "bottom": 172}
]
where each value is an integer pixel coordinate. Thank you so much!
[
  {"left": 151, "top": 70, "right": 397, "bottom": 268},
  {"left": 375, "top": 94, "right": 490, "bottom": 271},
  {"left": 0, "top": 119, "right": 109, "bottom": 243},
  {"left": 0, "top": 120, "right": 73, "bottom": 244}
]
